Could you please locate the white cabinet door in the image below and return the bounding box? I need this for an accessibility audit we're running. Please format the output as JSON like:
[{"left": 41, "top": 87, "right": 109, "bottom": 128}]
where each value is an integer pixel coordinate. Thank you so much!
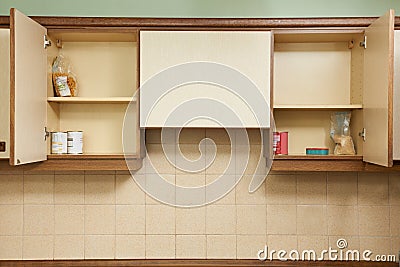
[
  {"left": 140, "top": 31, "right": 271, "bottom": 128},
  {"left": 394, "top": 30, "right": 400, "bottom": 161},
  {"left": 0, "top": 29, "right": 10, "bottom": 159},
  {"left": 10, "top": 9, "right": 47, "bottom": 165},
  {"left": 363, "top": 10, "right": 394, "bottom": 167}
]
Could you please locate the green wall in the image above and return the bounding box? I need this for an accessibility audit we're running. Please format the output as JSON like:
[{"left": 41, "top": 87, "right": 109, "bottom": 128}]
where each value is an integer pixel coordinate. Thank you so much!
[{"left": 0, "top": 0, "right": 399, "bottom": 17}]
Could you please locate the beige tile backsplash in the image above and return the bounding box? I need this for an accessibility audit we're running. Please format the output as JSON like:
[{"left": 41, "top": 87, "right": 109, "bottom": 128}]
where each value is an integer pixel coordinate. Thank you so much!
[{"left": 0, "top": 129, "right": 399, "bottom": 260}]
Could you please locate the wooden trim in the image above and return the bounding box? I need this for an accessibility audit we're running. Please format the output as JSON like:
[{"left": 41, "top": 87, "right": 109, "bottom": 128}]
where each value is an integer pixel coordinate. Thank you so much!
[
  {"left": 0, "top": 259, "right": 397, "bottom": 267},
  {"left": 388, "top": 10, "right": 395, "bottom": 167},
  {"left": 1, "top": 15, "right": 400, "bottom": 29},
  {"left": 3, "top": 157, "right": 400, "bottom": 172},
  {"left": 0, "top": 158, "right": 141, "bottom": 171},
  {"left": 9, "top": 8, "right": 15, "bottom": 166}
]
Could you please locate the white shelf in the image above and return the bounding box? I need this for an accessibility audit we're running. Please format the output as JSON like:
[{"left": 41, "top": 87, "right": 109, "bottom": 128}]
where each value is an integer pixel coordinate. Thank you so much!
[
  {"left": 273, "top": 104, "right": 362, "bottom": 110},
  {"left": 47, "top": 97, "right": 136, "bottom": 104}
]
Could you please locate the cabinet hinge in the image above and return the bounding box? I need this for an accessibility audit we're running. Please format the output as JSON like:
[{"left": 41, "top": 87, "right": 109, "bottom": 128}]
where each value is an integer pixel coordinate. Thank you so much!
[
  {"left": 360, "top": 35, "right": 367, "bottom": 49},
  {"left": 44, "top": 127, "right": 50, "bottom": 141},
  {"left": 44, "top": 35, "right": 52, "bottom": 49},
  {"left": 359, "top": 128, "right": 366, "bottom": 142}
]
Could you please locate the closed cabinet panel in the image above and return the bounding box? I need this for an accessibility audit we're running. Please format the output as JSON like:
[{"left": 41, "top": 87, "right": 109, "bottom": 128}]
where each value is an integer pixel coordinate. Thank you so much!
[
  {"left": 140, "top": 31, "right": 271, "bottom": 128},
  {"left": 10, "top": 9, "right": 47, "bottom": 165},
  {"left": 0, "top": 29, "right": 10, "bottom": 158},
  {"left": 363, "top": 10, "right": 394, "bottom": 167},
  {"left": 394, "top": 30, "right": 400, "bottom": 160}
]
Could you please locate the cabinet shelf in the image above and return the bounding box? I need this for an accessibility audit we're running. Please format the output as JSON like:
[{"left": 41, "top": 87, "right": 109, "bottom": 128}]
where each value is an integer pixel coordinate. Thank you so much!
[
  {"left": 274, "top": 154, "right": 363, "bottom": 160},
  {"left": 273, "top": 104, "right": 362, "bottom": 110},
  {"left": 47, "top": 97, "right": 136, "bottom": 104}
]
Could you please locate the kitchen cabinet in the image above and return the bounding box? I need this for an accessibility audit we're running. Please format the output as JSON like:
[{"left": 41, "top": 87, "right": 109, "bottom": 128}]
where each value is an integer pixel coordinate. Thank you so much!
[
  {"left": 9, "top": 9, "right": 140, "bottom": 166},
  {"left": 0, "top": 9, "right": 398, "bottom": 171},
  {"left": 273, "top": 10, "right": 395, "bottom": 167},
  {"left": 140, "top": 30, "right": 271, "bottom": 128}
]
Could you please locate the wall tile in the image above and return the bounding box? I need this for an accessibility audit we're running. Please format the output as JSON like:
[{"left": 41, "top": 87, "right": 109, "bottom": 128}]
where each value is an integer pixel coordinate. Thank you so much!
[
  {"left": 389, "top": 174, "right": 400, "bottom": 206},
  {"left": 0, "top": 174, "right": 23, "bottom": 204},
  {"left": 146, "top": 235, "right": 175, "bottom": 259},
  {"left": 359, "top": 237, "right": 392, "bottom": 259},
  {"left": 206, "top": 144, "right": 235, "bottom": 175},
  {"left": 176, "top": 174, "right": 206, "bottom": 206},
  {"left": 297, "top": 173, "right": 326, "bottom": 205},
  {"left": 85, "top": 174, "right": 115, "bottom": 204},
  {"left": 0, "top": 205, "right": 23, "bottom": 235},
  {"left": 54, "top": 174, "right": 84, "bottom": 204},
  {"left": 24, "top": 205, "right": 54, "bottom": 235},
  {"left": 84, "top": 205, "right": 115, "bottom": 235},
  {"left": 145, "top": 174, "right": 175, "bottom": 205},
  {"left": 236, "top": 145, "right": 262, "bottom": 175},
  {"left": 24, "top": 175, "right": 54, "bottom": 204},
  {"left": 206, "top": 174, "right": 236, "bottom": 205},
  {"left": 116, "top": 175, "right": 145, "bottom": 205},
  {"left": 23, "top": 235, "right": 53, "bottom": 260},
  {"left": 358, "top": 173, "right": 389, "bottom": 206},
  {"left": 297, "top": 205, "right": 327, "bottom": 235},
  {"left": 245, "top": 129, "right": 262, "bottom": 145},
  {"left": 116, "top": 205, "right": 145, "bottom": 235},
  {"left": 176, "top": 144, "right": 206, "bottom": 176},
  {"left": 390, "top": 205, "right": 400, "bottom": 237},
  {"left": 266, "top": 174, "right": 296, "bottom": 205},
  {"left": 176, "top": 174, "right": 205, "bottom": 187},
  {"left": 176, "top": 235, "right": 206, "bottom": 259},
  {"left": 327, "top": 205, "right": 358, "bottom": 236},
  {"left": 358, "top": 206, "right": 390, "bottom": 236},
  {"left": 179, "top": 128, "right": 206, "bottom": 144},
  {"left": 145, "top": 144, "right": 176, "bottom": 174},
  {"left": 206, "top": 235, "right": 236, "bottom": 259},
  {"left": 392, "top": 237, "right": 400, "bottom": 255},
  {"left": 146, "top": 205, "right": 175, "bottom": 234},
  {"left": 176, "top": 207, "right": 206, "bottom": 234},
  {"left": 328, "top": 236, "right": 360, "bottom": 252},
  {"left": 145, "top": 128, "right": 162, "bottom": 144},
  {"left": 116, "top": 235, "right": 145, "bottom": 259},
  {"left": 267, "top": 205, "right": 296, "bottom": 235},
  {"left": 205, "top": 128, "right": 231, "bottom": 145},
  {"left": 237, "top": 235, "right": 266, "bottom": 259},
  {"left": 236, "top": 175, "right": 266, "bottom": 205},
  {"left": 266, "top": 235, "right": 297, "bottom": 259},
  {"left": 237, "top": 205, "right": 266, "bottom": 235},
  {"left": 327, "top": 172, "right": 357, "bottom": 205},
  {"left": 298, "top": 236, "right": 328, "bottom": 260},
  {"left": 54, "top": 235, "right": 84, "bottom": 259},
  {"left": 54, "top": 205, "right": 84, "bottom": 235},
  {"left": 206, "top": 205, "right": 236, "bottom": 234},
  {"left": 0, "top": 236, "right": 22, "bottom": 259},
  {"left": 85, "top": 235, "right": 115, "bottom": 259}
]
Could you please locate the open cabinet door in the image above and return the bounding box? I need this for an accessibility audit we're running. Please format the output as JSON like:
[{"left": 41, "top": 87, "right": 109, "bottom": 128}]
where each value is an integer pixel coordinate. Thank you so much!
[
  {"left": 10, "top": 9, "right": 47, "bottom": 165},
  {"left": 363, "top": 10, "right": 394, "bottom": 167}
]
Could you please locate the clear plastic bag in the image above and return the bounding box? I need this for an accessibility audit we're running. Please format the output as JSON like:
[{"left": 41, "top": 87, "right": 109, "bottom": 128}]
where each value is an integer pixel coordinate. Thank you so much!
[
  {"left": 52, "top": 54, "right": 78, "bottom": 97},
  {"left": 330, "top": 112, "right": 356, "bottom": 155}
]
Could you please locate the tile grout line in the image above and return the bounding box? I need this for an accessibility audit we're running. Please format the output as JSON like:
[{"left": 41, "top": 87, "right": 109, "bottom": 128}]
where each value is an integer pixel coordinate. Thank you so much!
[
  {"left": 21, "top": 171, "right": 25, "bottom": 260},
  {"left": 52, "top": 172, "right": 55, "bottom": 260},
  {"left": 114, "top": 171, "right": 117, "bottom": 259},
  {"left": 83, "top": 171, "right": 86, "bottom": 259}
]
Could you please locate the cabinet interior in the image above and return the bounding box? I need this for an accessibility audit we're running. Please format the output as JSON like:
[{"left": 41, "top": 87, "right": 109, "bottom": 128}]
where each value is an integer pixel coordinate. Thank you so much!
[
  {"left": 273, "top": 31, "right": 365, "bottom": 155},
  {"left": 45, "top": 31, "right": 139, "bottom": 155},
  {"left": 0, "top": 29, "right": 10, "bottom": 158}
]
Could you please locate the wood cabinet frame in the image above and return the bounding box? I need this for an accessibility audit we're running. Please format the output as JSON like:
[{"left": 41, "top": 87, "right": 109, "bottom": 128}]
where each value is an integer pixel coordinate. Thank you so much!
[{"left": 1, "top": 14, "right": 400, "bottom": 171}]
